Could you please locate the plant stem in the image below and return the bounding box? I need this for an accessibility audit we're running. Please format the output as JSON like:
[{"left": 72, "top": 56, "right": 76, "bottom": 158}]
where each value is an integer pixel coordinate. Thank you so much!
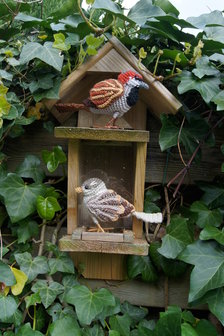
[
  {"left": 33, "top": 305, "right": 36, "bottom": 330},
  {"left": 153, "top": 50, "right": 163, "bottom": 76},
  {"left": 38, "top": 219, "right": 46, "bottom": 256}
]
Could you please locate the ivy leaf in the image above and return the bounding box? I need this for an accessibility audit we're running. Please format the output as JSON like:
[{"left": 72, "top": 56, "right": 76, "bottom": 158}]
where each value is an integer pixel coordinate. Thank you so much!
[
  {"left": 53, "top": 33, "right": 70, "bottom": 51},
  {"left": 0, "top": 173, "right": 45, "bottom": 223},
  {"left": 47, "top": 303, "right": 76, "bottom": 322},
  {"left": 16, "top": 155, "right": 45, "bottom": 183},
  {"left": 65, "top": 285, "right": 116, "bottom": 325},
  {"left": 121, "top": 301, "right": 147, "bottom": 326},
  {"left": 92, "top": 0, "right": 123, "bottom": 16},
  {"left": 200, "top": 225, "right": 224, "bottom": 245},
  {"left": 32, "top": 280, "right": 64, "bottom": 309},
  {"left": 42, "top": 146, "right": 67, "bottom": 173},
  {"left": 37, "top": 196, "right": 61, "bottom": 220},
  {"left": 153, "top": 306, "right": 181, "bottom": 336},
  {"left": 0, "top": 260, "right": 16, "bottom": 286},
  {"left": 178, "top": 70, "right": 221, "bottom": 104},
  {"left": 16, "top": 219, "right": 39, "bottom": 244},
  {"left": 33, "top": 78, "right": 61, "bottom": 102},
  {"left": 195, "top": 319, "right": 218, "bottom": 336},
  {"left": 0, "top": 295, "right": 17, "bottom": 322},
  {"left": 158, "top": 216, "right": 193, "bottom": 259},
  {"left": 48, "top": 315, "right": 81, "bottom": 336},
  {"left": 127, "top": 255, "right": 158, "bottom": 282},
  {"left": 159, "top": 114, "right": 179, "bottom": 151},
  {"left": 211, "top": 91, "right": 224, "bottom": 111},
  {"left": 58, "top": 275, "right": 78, "bottom": 303},
  {"left": 15, "top": 252, "right": 49, "bottom": 282},
  {"left": 25, "top": 292, "right": 42, "bottom": 309},
  {"left": 17, "top": 323, "right": 44, "bottom": 336},
  {"left": 179, "top": 240, "right": 224, "bottom": 302},
  {"left": 48, "top": 253, "right": 75, "bottom": 275},
  {"left": 109, "top": 314, "right": 132, "bottom": 336},
  {"left": 20, "top": 42, "right": 64, "bottom": 72},
  {"left": 187, "top": 10, "right": 224, "bottom": 29},
  {"left": 204, "top": 26, "right": 224, "bottom": 44},
  {"left": 82, "top": 324, "right": 104, "bottom": 336},
  {"left": 205, "top": 288, "right": 224, "bottom": 326},
  {"left": 190, "top": 201, "right": 222, "bottom": 228},
  {"left": 199, "top": 183, "right": 224, "bottom": 208},
  {"left": 181, "top": 322, "right": 198, "bottom": 336},
  {"left": 109, "top": 331, "right": 120, "bottom": 336},
  {"left": 128, "top": 0, "right": 165, "bottom": 26},
  {"left": 192, "top": 56, "right": 219, "bottom": 79},
  {"left": 10, "top": 267, "right": 28, "bottom": 296}
]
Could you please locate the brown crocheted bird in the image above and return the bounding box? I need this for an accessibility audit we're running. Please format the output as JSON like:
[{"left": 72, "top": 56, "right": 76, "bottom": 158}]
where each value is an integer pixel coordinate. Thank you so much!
[
  {"left": 55, "top": 71, "right": 149, "bottom": 128},
  {"left": 75, "top": 178, "right": 162, "bottom": 232}
]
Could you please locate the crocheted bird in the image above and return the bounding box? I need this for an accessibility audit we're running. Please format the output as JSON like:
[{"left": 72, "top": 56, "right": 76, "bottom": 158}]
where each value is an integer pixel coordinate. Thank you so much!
[
  {"left": 75, "top": 178, "right": 162, "bottom": 232},
  {"left": 55, "top": 71, "right": 149, "bottom": 128}
]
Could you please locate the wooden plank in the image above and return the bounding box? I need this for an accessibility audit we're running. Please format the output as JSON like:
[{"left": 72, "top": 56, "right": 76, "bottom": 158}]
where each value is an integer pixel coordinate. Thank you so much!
[
  {"left": 109, "top": 36, "right": 182, "bottom": 117},
  {"left": 70, "top": 252, "right": 127, "bottom": 280},
  {"left": 67, "top": 140, "right": 79, "bottom": 234},
  {"left": 42, "top": 42, "right": 113, "bottom": 114},
  {"left": 54, "top": 127, "right": 149, "bottom": 143},
  {"left": 123, "top": 230, "right": 134, "bottom": 243},
  {"left": 80, "top": 276, "right": 207, "bottom": 309},
  {"left": 82, "top": 232, "right": 124, "bottom": 242},
  {"left": 59, "top": 235, "right": 149, "bottom": 255},
  {"left": 133, "top": 142, "right": 147, "bottom": 238}
]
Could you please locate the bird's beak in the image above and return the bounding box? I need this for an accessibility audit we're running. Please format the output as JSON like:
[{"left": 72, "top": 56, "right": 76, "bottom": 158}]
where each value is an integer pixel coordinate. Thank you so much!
[
  {"left": 75, "top": 186, "right": 83, "bottom": 194},
  {"left": 140, "top": 81, "right": 149, "bottom": 90}
]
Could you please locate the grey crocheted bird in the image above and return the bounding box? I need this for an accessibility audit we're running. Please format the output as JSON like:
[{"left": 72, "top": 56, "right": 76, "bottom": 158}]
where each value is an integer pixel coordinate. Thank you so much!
[
  {"left": 55, "top": 71, "right": 149, "bottom": 128},
  {"left": 75, "top": 178, "right": 162, "bottom": 232}
]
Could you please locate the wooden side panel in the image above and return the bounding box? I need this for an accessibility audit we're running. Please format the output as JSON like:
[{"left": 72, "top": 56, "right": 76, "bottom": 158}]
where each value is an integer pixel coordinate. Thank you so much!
[
  {"left": 67, "top": 140, "right": 79, "bottom": 234},
  {"left": 133, "top": 142, "right": 148, "bottom": 238},
  {"left": 70, "top": 252, "right": 127, "bottom": 280}
]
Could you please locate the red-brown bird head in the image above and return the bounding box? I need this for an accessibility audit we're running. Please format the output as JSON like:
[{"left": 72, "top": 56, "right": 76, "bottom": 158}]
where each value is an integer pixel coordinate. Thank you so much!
[{"left": 118, "top": 71, "right": 149, "bottom": 90}]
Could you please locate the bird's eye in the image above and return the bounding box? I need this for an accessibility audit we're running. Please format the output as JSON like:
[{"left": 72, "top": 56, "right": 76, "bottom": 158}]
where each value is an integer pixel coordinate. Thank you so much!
[{"left": 84, "top": 185, "right": 90, "bottom": 190}]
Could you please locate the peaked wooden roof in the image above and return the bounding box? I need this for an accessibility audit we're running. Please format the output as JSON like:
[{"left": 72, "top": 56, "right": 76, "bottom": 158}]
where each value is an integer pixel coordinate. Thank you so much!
[{"left": 43, "top": 36, "right": 182, "bottom": 123}]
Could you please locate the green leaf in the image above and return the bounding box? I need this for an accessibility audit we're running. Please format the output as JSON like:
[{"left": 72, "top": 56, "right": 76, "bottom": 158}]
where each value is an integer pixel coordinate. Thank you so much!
[
  {"left": 109, "top": 314, "right": 131, "bottom": 336},
  {"left": 153, "top": 306, "right": 181, "bottom": 336},
  {"left": 16, "top": 219, "right": 39, "bottom": 244},
  {"left": 121, "top": 301, "right": 147, "bottom": 325},
  {"left": 37, "top": 196, "right": 61, "bottom": 220},
  {"left": 190, "top": 201, "right": 222, "bottom": 228},
  {"left": 82, "top": 324, "right": 104, "bottom": 336},
  {"left": 0, "top": 70, "right": 13, "bottom": 81},
  {"left": 187, "top": 10, "right": 224, "bottom": 29},
  {"left": 127, "top": 255, "right": 158, "bottom": 282},
  {"left": 204, "top": 26, "right": 224, "bottom": 44},
  {"left": 128, "top": 0, "right": 165, "bottom": 26},
  {"left": 65, "top": 285, "right": 116, "bottom": 325},
  {"left": 16, "top": 155, "right": 45, "bottom": 183},
  {"left": 15, "top": 252, "right": 49, "bottom": 282},
  {"left": 42, "top": 146, "right": 67, "bottom": 173},
  {"left": 177, "top": 71, "right": 221, "bottom": 104},
  {"left": 205, "top": 288, "right": 224, "bottom": 326},
  {"left": 199, "top": 183, "right": 224, "bottom": 208},
  {"left": 200, "top": 225, "right": 224, "bottom": 245},
  {"left": 25, "top": 292, "right": 42, "bottom": 308},
  {"left": 0, "top": 295, "right": 17, "bottom": 322},
  {"left": 109, "top": 331, "right": 120, "bottom": 336},
  {"left": 153, "top": 0, "right": 179, "bottom": 16},
  {"left": 15, "top": 13, "right": 43, "bottom": 23},
  {"left": 181, "top": 322, "right": 198, "bottom": 336},
  {"left": 195, "top": 319, "right": 217, "bottom": 336},
  {"left": 192, "top": 56, "right": 219, "bottom": 79},
  {"left": 92, "top": 0, "right": 123, "bottom": 16},
  {"left": 179, "top": 240, "right": 224, "bottom": 302},
  {"left": 17, "top": 323, "right": 44, "bottom": 336},
  {"left": 32, "top": 280, "right": 64, "bottom": 309},
  {"left": 86, "top": 34, "right": 104, "bottom": 49},
  {"left": 47, "top": 303, "right": 76, "bottom": 322},
  {"left": 0, "top": 260, "right": 16, "bottom": 286},
  {"left": 158, "top": 216, "right": 193, "bottom": 259},
  {"left": 20, "top": 42, "right": 64, "bottom": 71},
  {"left": 159, "top": 114, "right": 179, "bottom": 151},
  {"left": 48, "top": 315, "right": 81, "bottom": 336},
  {"left": 33, "top": 78, "right": 61, "bottom": 102},
  {"left": 0, "top": 173, "right": 45, "bottom": 223},
  {"left": 211, "top": 91, "right": 224, "bottom": 111},
  {"left": 50, "top": 0, "right": 79, "bottom": 20},
  {"left": 162, "top": 49, "right": 189, "bottom": 67},
  {"left": 48, "top": 254, "right": 75, "bottom": 275},
  {"left": 53, "top": 33, "right": 70, "bottom": 51}
]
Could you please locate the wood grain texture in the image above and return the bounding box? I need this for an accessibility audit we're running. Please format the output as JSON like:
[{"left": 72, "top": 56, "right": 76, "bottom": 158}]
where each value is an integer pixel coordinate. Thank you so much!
[
  {"left": 133, "top": 142, "right": 147, "bottom": 238},
  {"left": 59, "top": 235, "right": 149, "bottom": 255},
  {"left": 82, "top": 232, "right": 124, "bottom": 242},
  {"left": 70, "top": 252, "right": 127, "bottom": 280},
  {"left": 79, "top": 276, "right": 207, "bottom": 309},
  {"left": 67, "top": 140, "right": 79, "bottom": 234}
]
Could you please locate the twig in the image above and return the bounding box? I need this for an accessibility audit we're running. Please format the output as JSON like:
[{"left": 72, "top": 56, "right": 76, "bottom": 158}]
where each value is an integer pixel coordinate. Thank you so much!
[
  {"left": 0, "top": 229, "right": 2, "bottom": 260},
  {"left": 164, "top": 187, "right": 170, "bottom": 226},
  {"left": 38, "top": 220, "right": 46, "bottom": 256},
  {"left": 177, "top": 117, "right": 187, "bottom": 166},
  {"left": 48, "top": 214, "right": 67, "bottom": 259}
]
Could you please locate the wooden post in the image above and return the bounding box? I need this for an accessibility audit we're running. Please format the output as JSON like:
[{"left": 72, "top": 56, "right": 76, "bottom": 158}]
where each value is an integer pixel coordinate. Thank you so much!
[
  {"left": 67, "top": 140, "right": 79, "bottom": 234},
  {"left": 133, "top": 142, "right": 148, "bottom": 238}
]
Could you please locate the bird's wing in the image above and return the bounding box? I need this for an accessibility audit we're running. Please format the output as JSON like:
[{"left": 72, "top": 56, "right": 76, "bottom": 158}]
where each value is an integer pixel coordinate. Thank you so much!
[
  {"left": 89, "top": 79, "right": 124, "bottom": 109},
  {"left": 119, "top": 197, "right": 135, "bottom": 217},
  {"left": 87, "top": 189, "right": 125, "bottom": 222}
]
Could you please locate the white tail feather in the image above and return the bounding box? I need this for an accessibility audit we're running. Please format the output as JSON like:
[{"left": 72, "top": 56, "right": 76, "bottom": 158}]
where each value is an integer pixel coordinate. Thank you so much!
[{"left": 133, "top": 211, "right": 163, "bottom": 223}]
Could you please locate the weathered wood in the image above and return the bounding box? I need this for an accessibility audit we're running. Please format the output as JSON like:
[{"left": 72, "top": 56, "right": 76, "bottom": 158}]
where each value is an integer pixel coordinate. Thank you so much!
[
  {"left": 54, "top": 127, "right": 149, "bottom": 143},
  {"left": 67, "top": 140, "right": 79, "bottom": 234},
  {"left": 133, "top": 142, "right": 147, "bottom": 239},
  {"left": 82, "top": 232, "right": 124, "bottom": 242},
  {"left": 79, "top": 276, "right": 207, "bottom": 310},
  {"left": 59, "top": 235, "right": 148, "bottom": 255},
  {"left": 71, "top": 227, "right": 86, "bottom": 240},
  {"left": 123, "top": 230, "right": 134, "bottom": 243}
]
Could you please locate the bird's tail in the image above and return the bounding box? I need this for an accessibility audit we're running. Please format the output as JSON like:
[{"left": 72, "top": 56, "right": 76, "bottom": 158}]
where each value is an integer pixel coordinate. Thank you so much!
[
  {"left": 133, "top": 211, "right": 162, "bottom": 223},
  {"left": 55, "top": 103, "right": 87, "bottom": 113}
]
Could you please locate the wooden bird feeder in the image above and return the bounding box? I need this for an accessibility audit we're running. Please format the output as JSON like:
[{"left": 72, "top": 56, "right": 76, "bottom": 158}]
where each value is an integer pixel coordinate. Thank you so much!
[{"left": 44, "top": 37, "right": 181, "bottom": 280}]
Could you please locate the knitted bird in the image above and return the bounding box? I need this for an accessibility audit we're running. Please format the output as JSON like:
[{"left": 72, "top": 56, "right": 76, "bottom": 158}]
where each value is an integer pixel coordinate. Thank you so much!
[
  {"left": 75, "top": 178, "right": 162, "bottom": 232},
  {"left": 55, "top": 71, "right": 149, "bottom": 128}
]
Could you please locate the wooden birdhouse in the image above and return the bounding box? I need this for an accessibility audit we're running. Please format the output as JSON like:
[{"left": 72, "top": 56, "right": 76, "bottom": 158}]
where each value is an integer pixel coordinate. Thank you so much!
[{"left": 43, "top": 37, "right": 181, "bottom": 280}]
